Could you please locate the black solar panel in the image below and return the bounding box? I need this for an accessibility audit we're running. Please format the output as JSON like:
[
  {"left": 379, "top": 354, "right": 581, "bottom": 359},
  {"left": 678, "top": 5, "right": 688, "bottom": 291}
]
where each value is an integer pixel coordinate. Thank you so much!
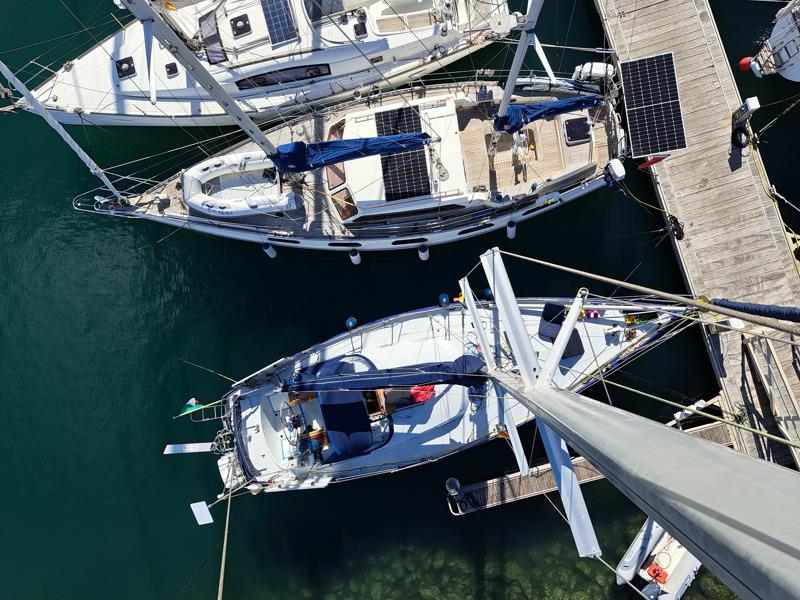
[
  {"left": 620, "top": 53, "right": 687, "bottom": 158},
  {"left": 261, "top": 0, "right": 298, "bottom": 45},
  {"left": 375, "top": 107, "right": 431, "bottom": 202}
]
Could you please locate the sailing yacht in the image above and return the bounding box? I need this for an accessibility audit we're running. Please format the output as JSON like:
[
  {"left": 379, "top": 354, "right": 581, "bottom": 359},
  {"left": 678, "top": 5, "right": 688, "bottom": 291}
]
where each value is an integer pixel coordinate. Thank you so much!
[
  {"left": 195, "top": 295, "right": 684, "bottom": 493},
  {"left": 740, "top": 0, "right": 800, "bottom": 82},
  {"left": 4, "top": 0, "right": 627, "bottom": 256},
  {"left": 79, "top": 72, "right": 625, "bottom": 255},
  {"left": 24, "top": 0, "right": 508, "bottom": 127}
]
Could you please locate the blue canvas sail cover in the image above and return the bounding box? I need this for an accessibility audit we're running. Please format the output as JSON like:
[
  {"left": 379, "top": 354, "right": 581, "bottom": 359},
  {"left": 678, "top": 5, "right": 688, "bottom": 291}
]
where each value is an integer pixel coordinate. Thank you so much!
[
  {"left": 493, "top": 96, "right": 605, "bottom": 134},
  {"left": 711, "top": 298, "right": 800, "bottom": 323},
  {"left": 271, "top": 132, "right": 431, "bottom": 173},
  {"left": 285, "top": 354, "right": 487, "bottom": 395}
]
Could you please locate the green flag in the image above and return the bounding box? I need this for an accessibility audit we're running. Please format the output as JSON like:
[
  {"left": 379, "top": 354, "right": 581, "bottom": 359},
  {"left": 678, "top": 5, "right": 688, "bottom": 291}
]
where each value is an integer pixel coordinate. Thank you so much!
[{"left": 178, "top": 397, "right": 204, "bottom": 417}]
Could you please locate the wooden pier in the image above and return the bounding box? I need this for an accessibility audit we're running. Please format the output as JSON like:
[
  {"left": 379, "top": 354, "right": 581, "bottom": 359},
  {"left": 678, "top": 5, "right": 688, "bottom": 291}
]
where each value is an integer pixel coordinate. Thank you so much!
[
  {"left": 448, "top": 422, "right": 732, "bottom": 515},
  {"left": 594, "top": 0, "right": 800, "bottom": 466}
]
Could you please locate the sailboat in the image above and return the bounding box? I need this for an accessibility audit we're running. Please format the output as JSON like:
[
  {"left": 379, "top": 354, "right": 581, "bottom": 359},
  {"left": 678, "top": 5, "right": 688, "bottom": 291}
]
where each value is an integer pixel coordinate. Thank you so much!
[
  {"left": 167, "top": 279, "right": 687, "bottom": 493},
  {"left": 168, "top": 248, "right": 800, "bottom": 599},
  {"left": 55, "top": 0, "right": 626, "bottom": 257},
  {"left": 740, "top": 0, "right": 800, "bottom": 82},
  {"left": 19, "top": 0, "right": 509, "bottom": 127}
]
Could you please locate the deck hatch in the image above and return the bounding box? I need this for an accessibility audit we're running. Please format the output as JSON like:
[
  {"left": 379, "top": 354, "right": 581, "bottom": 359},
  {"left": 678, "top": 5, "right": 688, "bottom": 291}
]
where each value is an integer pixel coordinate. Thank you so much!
[
  {"left": 620, "top": 53, "right": 687, "bottom": 158},
  {"left": 375, "top": 107, "right": 431, "bottom": 202},
  {"left": 261, "top": 0, "right": 299, "bottom": 45}
]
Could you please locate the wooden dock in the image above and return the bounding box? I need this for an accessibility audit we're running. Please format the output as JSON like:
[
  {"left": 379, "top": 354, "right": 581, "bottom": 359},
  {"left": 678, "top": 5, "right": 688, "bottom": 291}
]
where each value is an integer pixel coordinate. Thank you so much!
[
  {"left": 594, "top": 0, "right": 800, "bottom": 466},
  {"left": 448, "top": 422, "right": 732, "bottom": 515}
]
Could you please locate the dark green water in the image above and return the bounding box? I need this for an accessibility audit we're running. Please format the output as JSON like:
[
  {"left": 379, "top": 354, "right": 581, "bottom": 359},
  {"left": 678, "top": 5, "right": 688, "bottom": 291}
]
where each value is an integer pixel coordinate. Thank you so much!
[{"left": 1, "top": 1, "right": 793, "bottom": 598}]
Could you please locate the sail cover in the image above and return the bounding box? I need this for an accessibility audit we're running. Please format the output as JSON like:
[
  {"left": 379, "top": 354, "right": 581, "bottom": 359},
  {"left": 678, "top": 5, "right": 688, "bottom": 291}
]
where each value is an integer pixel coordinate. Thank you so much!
[
  {"left": 271, "top": 133, "right": 430, "bottom": 173},
  {"left": 493, "top": 96, "right": 604, "bottom": 134},
  {"left": 285, "top": 355, "right": 487, "bottom": 395},
  {"left": 711, "top": 298, "right": 800, "bottom": 323}
]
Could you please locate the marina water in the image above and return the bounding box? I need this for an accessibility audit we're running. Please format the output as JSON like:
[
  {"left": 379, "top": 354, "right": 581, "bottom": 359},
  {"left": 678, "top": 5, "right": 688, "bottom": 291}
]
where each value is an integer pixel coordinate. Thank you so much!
[{"left": 2, "top": 1, "right": 795, "bottom": 597}]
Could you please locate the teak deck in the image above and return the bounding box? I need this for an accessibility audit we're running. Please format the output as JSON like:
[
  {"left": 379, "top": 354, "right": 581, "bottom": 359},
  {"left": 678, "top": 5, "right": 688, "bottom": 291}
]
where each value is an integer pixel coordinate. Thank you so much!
[{"left": 595, "top": 0, "right": 800, "bottom": 466}]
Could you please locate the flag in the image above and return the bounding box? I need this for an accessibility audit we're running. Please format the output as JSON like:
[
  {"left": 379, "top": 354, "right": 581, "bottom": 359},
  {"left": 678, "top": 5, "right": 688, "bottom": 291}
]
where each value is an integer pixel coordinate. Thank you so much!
[{"left": 178, "top": 397, "right": 204, "bottom": 417}]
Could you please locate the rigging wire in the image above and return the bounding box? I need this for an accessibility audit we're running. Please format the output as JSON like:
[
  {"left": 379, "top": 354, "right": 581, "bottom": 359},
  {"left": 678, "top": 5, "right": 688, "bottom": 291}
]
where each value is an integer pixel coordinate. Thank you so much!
[
  {"left": 216, "top": 489, "right": 233, "bottom": 600},
  {"left": 539, "top": 492, "right": 653, "bottom": 600},
  {"left": 596, "top": 376, "right": 800, "bottom": 452},
  {"left": 176, "top": 357, "right": 237, "bottom": 383}
]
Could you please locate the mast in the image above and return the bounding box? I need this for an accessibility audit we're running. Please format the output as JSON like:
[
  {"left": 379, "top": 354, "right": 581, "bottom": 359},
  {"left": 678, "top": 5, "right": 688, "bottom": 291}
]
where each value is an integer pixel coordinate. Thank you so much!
[
  {"left": 479, "top": 249, "right": 601, "bottom": 558},
  {"left": 117, "top": 0, "right": 278, "bottom": 156},
  {"left": 0, "top": 61, "right": 123, "bottom": 200},
  {"left": 500, "top": 250, "right": 800, "bottom": 336},
  {"left": 490, "top": 0, "right": 556, "bottom": 151},
  {"left": 493, "top": 379, "right": 800, "bottom": 600},
  {"left": 496, "top": 1, "right": 546, "bottom": 122}
]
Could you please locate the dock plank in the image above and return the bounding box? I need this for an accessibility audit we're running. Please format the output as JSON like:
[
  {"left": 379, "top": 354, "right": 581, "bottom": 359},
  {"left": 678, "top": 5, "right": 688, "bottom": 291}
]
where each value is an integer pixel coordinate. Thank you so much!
[
  {"left": 594, "top": 0, "right": 800, "bottom": 466},
  {"left": 449, "top": 423, "right": 734, "bottom": 515}
]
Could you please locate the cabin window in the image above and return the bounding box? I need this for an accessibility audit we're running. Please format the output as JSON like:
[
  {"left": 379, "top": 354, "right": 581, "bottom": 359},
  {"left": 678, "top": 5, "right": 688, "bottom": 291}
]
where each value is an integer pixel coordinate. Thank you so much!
[
  {"left": 350, "top": 205, "right": 465, "bottom": 225},
  {"left": 325, "top": 119, "right": 347, "bottom": 190},
  {"left": 235, "top": 64, "right": 332, "bottom": 90},
  {"left": 199, "top": 10, "right": 228, "bottom": 65},
  {"left": 332, "top": 188, "right": 358, "bottom": 221}
]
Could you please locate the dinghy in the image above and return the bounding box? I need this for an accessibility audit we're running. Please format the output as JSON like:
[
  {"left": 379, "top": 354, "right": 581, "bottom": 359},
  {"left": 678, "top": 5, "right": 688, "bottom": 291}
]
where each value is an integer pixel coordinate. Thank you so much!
[
  {"left": 22, "top": 0, "right": 508, "bottom": 126},
  {"left": 617, "top": 516, "right": 702, "bottom": 600}
]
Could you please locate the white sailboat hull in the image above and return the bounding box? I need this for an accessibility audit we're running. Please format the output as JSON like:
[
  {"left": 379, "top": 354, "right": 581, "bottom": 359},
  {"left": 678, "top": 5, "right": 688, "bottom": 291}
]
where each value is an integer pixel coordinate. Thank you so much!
[
  {"left": 76, "top": 79, "right": 625, "bottom": 254},
  {"left": 214, "top": 298, "right": 683, "bottom": 492},
  {"left": 26, "top": 0, "right": 506, "bottom": 126}
]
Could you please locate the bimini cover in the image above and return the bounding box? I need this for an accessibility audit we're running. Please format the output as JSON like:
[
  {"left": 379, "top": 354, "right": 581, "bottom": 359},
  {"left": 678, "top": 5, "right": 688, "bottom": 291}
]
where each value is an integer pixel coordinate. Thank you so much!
[
  {"left": 271, "top": 133, "right": 430, "bottom": 173},
  {"left": 493, "top": 96, "right": 604, "bottom": 134},
  {"left": 313, "top": 360, "right": 374, "bottom": 461},
  {"left": 286, "top": 355, "right": 487, "bottom": 396}
]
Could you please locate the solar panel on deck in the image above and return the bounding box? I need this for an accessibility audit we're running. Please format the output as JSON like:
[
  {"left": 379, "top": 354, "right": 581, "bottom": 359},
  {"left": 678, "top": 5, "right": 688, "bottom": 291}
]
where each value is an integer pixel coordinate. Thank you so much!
[
  {"left": 261, "top": 0, "right": 298, "bottom": 45},
  {"left": 620, "top": 53, "right": 687, "bottom": 158},
  {"left": 375, "top": 107, "right": 431, "bottom": 202}
]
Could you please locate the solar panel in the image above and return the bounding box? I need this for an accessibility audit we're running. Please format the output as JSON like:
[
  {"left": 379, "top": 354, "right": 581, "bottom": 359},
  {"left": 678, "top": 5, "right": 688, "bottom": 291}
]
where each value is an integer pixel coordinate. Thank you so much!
[
  {"left": 261, "top": 0, "right": 299, "bottom": 45},
  {"left": 620, "top": 53, "right": 687, "bottom": 158},
  {"left": 375, "top": 107, "right": 431, "bottom": 202}
]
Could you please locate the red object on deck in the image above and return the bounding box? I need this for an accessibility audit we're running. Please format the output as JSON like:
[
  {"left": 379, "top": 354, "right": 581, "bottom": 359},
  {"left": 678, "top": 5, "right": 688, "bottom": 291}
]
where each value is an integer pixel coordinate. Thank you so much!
[
  {"left": 739, "top": 57, "right": 753, "bottom": 72},
  {"left": 411, "top": 385, "right": 435, "bottom": 403},
  {"left": 647, "top": 563, "right": 669, "bottom": 584},
  {"left": 638, "top": 155, "right": 668, "bottom": 170}
]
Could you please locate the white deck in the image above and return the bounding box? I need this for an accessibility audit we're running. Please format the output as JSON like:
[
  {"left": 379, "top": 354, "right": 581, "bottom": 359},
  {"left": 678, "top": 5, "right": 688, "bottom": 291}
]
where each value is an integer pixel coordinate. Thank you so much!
[
  {"left": 228, "top": 298, "right": 680, "bottom": 489},
  {"left": 93, "top": 81, "right": 618, "bottom": 250},
  {"left": 28, "top": 0, "right": 507, "bottom": 125}
]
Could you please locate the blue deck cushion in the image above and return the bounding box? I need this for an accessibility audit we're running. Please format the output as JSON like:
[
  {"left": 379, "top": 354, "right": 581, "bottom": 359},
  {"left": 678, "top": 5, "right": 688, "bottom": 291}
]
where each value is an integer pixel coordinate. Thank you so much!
[
  {"left": 318, "top": 389, "right": 373, "bottom": 462},
  {"left": 538, "top": 302, "right": 567, "bottom": 341},
  {"left": 309, "top": 360, "right": 373, "bottom": 462},
  {"left": 537, "top": 302, "right": 585, "bottom": 358}
]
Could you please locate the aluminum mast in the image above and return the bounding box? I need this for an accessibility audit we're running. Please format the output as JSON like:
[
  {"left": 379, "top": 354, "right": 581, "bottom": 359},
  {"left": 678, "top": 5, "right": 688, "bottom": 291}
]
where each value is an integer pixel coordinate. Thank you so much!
[
  {"left": 117, "top": 0, "right": 278, "bottom": 156},
  {"left": 0, "top": 61, "right": 123, "bottom": 200}
]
